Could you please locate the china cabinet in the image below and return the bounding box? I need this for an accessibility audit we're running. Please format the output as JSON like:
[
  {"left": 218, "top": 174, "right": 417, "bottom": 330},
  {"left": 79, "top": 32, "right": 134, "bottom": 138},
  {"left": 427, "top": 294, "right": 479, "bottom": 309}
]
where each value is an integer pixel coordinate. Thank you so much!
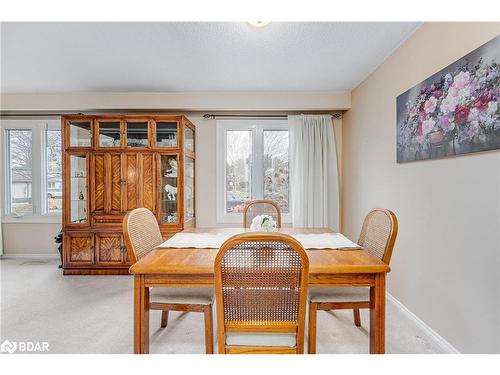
[{"left": 62, "top": 115, "right": 196, "bottom": 275}]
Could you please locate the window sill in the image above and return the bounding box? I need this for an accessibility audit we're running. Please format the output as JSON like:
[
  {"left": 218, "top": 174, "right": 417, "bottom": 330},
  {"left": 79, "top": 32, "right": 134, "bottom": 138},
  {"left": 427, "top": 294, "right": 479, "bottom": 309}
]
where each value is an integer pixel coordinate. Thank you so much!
[{"left": 1, "top": 215, "right": 62, "bottom": 224}]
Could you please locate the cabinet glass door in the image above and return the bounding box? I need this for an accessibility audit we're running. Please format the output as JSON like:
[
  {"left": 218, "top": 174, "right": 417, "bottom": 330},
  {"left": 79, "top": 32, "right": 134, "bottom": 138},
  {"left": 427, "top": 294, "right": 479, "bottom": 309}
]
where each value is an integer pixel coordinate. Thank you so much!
[
  {"left": 156, "top": 122, "right": 178, "bottom": 148},
  {"left": 69, "top": 154, "right": 88, "bottom": 224},
  {"left": 69, "top": 121, "right": 92, "bottom": 147},
  {"left": 185, "top": 126, "right": 194, "bottom": 152},
  {"left": 160, "top": 155, "right": 179, "bottom": 224},
  {"left": 98, "top": 121, "right": 121, "bottom": 148},
  {"left": 185, "top": 156, "right": 195, "bottom": 222},
  {"left": 126, "top": 121, "right": 149, "bottom": 148}
]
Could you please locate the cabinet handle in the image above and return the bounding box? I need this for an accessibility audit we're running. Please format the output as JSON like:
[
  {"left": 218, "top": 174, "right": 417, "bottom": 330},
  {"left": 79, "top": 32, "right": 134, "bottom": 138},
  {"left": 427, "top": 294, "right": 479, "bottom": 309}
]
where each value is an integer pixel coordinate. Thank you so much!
[
  {"left": 120, "top": 245, "right": 127, "bottom": 253},
  {"left": 120, "top": 180, "right": 127, "bottom": 186}
]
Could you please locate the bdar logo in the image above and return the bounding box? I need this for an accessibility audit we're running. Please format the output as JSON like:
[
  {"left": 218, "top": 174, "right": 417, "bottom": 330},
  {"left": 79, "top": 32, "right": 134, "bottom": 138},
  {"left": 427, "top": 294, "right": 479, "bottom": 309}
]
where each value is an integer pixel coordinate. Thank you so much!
[{"left": 1, "top": 340, "right": 17, "bottom": 354}]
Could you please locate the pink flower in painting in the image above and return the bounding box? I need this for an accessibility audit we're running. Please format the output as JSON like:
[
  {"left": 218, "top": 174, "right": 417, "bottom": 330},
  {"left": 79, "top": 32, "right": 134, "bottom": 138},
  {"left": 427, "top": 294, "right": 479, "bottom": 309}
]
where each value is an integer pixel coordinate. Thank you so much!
[
  {"left": 474, "top": 93, "right": 491, "bottom": 111},
  {"left": 440, "top": 94, "right": 458, "bottom": 114},
  {"left": 422, "top": 119, "right": 436, "bottom": 136},
  {"left": 415, "top": 124, "right": 423, "bottom": 137},
  {"left": 454, "top": 105, "right": 470, "bottom": 125},
  {"left": 424, "top": 96, "right": 438, "bottom": 114},
  {"left": 432, "top": 90, "right": 443, "bottom": 99},
  {"left": 449, "top": 85, "right": 460, "bottom": 98},
  {"left": 453, "top": 71, "right": 470, "bottom": 89},
  {"left": 418, "top": 110, "right": 426, "bottom": 123}
]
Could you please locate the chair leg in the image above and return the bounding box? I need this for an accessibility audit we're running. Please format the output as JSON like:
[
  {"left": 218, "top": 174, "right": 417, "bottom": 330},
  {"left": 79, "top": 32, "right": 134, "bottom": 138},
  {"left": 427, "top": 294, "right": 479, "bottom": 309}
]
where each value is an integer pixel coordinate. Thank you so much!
[
  {"left": 160, "top": 310, "right": 169, "bottom": 328},
  {"left": 353, "top": 308, "right": 361, "bottom": 327},
  {"left": 203, "top": 305, "right": 214, "bottom": 354},
  {"left": 308, "top": 302, "right": 318, "bottom": 354}
]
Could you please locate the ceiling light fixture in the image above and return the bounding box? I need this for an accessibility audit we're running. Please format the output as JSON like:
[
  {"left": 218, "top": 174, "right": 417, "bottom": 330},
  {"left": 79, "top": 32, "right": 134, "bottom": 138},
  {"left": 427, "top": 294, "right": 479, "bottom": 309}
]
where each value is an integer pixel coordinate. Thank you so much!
[{"left": 247, "top": 21, "right": 271, "bottom": 28}]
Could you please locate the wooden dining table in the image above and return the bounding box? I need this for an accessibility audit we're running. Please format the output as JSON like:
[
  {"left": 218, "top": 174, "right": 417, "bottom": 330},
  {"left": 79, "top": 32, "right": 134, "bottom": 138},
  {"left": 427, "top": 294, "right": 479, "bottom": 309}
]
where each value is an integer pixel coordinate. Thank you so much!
[{"left": 129, "top": 227, "right": 390, "bottom": 354}]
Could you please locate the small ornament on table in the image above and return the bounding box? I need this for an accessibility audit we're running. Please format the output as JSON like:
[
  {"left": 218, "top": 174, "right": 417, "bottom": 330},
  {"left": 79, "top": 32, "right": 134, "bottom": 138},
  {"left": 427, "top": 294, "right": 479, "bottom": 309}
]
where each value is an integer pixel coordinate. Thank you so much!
[{"left": 250, "top": 214, "right": 277, "bottom": 232}]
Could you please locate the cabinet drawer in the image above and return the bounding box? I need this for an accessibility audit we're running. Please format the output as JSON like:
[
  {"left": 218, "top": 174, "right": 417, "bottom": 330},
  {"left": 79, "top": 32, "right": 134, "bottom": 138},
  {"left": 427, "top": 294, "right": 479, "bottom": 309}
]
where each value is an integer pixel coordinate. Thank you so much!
[{"left": 92, "top": 213, "right": 125, "bottom": 227}]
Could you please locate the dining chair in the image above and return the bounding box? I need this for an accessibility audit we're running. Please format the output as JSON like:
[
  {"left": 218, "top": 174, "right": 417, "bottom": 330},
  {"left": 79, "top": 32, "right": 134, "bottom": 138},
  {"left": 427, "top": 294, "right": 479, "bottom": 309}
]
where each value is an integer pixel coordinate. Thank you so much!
[
  {"left": 215, "top": 232, "right": 309, "bottom": 354},
  {"left": 307, "top": 208, "right": 398, "bottom": 354},
  {"left": 123, "top": 208, "right": 214, "bottom": 354},
  {"left": 243, "top": 199, "right": 282, "bottom": 228}
]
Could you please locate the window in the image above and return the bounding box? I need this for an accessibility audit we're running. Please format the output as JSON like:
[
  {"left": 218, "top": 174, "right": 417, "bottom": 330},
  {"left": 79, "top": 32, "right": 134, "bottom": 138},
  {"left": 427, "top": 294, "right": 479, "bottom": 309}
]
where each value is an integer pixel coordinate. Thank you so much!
[
  {"left": 217, "top": 119, "right": 290, "bottom": 223},
  {"left": 7, "top": 130, "right": 33, "bottom": 215},
  {"left": 45, "top": 129, "right": 63, "bottom": 213},
  {"left": 2, "top": 118, "right": 62, "bottom": 222}
]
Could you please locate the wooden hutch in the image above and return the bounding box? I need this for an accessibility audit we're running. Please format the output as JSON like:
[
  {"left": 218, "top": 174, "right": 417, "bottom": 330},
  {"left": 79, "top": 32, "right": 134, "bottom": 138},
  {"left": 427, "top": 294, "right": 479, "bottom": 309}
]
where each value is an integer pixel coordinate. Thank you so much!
[{"left": 61, "top": 115, "right": 195, "bottom": 275}]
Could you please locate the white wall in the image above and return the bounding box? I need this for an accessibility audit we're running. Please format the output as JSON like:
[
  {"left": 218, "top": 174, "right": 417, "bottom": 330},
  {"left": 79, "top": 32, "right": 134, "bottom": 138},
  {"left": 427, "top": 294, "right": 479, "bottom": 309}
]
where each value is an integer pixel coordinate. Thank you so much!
[{"left": 342, "top": 22, "right": 500, "bottom": 353}]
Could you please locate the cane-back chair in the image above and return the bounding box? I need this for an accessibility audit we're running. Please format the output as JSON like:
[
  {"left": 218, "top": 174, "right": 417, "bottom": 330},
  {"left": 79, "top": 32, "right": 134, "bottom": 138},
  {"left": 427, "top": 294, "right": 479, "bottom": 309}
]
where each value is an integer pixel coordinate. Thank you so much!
[
  {"left": 215, "top": 232, "right": 309, "bottom": 354},
  {"left": 123, "top": 208, "right": 214, "bottom": 353},
  {"left": 308, "top": 208, "right": 398, "bottom": 354},
  {"left": 243, "top": 199, "right": 282, "bottom": 228}
]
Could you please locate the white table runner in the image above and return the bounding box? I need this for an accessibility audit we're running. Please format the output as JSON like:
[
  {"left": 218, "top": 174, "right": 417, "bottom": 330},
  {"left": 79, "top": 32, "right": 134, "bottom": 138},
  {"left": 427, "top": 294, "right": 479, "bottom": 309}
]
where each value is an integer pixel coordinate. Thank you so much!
[{"left": 159, "top": 229, "right": 361, "bottom": 250}]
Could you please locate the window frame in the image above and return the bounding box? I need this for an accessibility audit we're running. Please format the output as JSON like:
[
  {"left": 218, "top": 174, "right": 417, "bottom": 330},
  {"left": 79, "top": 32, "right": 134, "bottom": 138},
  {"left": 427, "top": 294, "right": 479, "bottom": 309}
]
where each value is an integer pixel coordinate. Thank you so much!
[
  {"left": 1, "top": 118, "right": 62, "bottom": 223},
  {"left": 216, "top": 119, "right": 291, "bottom": 224}
]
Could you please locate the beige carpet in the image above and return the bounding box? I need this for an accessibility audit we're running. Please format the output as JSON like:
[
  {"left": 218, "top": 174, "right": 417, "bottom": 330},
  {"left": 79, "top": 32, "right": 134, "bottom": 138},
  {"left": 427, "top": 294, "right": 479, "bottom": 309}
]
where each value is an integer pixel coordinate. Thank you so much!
[{"left": 0, "top": 258, "right": 445, "bottom": 354}]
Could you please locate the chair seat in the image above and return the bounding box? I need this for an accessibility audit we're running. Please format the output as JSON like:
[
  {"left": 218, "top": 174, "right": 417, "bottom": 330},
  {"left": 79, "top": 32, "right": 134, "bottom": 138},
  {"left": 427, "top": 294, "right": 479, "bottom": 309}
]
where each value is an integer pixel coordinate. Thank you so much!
[
  {"left": 309, "top": 287, "right": 369, "bottom": 303},
  {"left": 150, "top": 287, "right": 214, "bottom": 305},
  {"left": 226, "top": 332, "right": 297, "bottom": 347}
]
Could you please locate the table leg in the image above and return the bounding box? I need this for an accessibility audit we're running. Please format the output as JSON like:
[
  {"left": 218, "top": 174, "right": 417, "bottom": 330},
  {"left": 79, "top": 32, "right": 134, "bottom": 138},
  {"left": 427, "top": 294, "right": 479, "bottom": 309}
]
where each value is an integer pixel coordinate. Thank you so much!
[
  {"left": 134, "top": 274, "right": 149, "bottom": 354},
  {"left": 369, "top": 273, "right": 385, "bottom": 354}
]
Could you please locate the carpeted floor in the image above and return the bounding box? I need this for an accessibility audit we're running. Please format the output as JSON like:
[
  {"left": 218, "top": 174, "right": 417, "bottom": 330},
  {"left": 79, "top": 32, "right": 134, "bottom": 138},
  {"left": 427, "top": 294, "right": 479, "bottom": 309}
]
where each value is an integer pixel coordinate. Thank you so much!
[{"left": 0, "top": 258, "right": 444, "bottom": 354}]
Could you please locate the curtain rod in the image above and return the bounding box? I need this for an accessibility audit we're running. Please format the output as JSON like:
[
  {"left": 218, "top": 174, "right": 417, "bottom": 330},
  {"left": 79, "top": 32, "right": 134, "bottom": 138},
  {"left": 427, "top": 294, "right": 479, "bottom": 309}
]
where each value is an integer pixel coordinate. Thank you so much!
[{"left": 203, "top": 113, "right": 342, "bottom": 119}]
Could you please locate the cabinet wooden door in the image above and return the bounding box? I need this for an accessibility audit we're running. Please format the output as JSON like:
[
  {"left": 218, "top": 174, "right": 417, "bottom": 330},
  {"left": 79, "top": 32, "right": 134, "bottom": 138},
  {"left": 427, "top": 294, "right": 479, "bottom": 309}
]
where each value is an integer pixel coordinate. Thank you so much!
[
  {"left": 64, "top": 232, "right": 94, "bottom": 267},
  {"left": 92, "top": 153, "right": 124, "bottom": 218},
  {"left": 95, "top": 233, "right": 128, "bottom": 266},
  {"left": 123, "top": 153, "right": 155, "bottom": 212}
]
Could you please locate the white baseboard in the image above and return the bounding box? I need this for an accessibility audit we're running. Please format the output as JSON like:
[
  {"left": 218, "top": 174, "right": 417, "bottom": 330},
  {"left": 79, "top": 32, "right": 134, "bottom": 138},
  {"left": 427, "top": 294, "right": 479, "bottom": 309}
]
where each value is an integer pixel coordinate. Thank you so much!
[
  {"left": 387, "top": 292, "right": 460, "bottom": 354},
  {"left": 0, "top": 253, "right": 59, "bottom": 260}
]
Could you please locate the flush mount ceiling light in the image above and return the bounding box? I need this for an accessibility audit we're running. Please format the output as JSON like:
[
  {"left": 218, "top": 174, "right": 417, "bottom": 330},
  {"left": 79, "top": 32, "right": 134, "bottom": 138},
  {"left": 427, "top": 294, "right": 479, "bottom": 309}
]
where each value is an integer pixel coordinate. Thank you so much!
[{"left": 247, "top": 21, "right": 271, "bottom": 28}]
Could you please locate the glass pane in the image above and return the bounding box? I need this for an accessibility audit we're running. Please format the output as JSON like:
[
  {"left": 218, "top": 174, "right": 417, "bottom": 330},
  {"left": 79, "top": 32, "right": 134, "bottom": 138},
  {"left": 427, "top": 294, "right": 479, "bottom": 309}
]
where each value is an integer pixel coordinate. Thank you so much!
[
  {"left": 69, "top": 155, "right": 87, "bottom": 223},
  {"left": 225, "top": 130, "right": 251, "bottom": 213},
  {"left": 46, "top": 130, "right": 63, "bottom": 213},
  {"left": 185, "top": 126, "right": 194, "bottom": 152},
  {"left": 69, "top": 121, "right": 91, "bottom": 147},
  {"left": 127, "top": 122, "right": 149, "bottom": 147},
  {"left": 185, "top": 157, "right": 195, "bottom": 222},
  {"left": 160, "top": 155, "right": 178, "bottom": 224},
  {"left": 8, "top": 130, "right": 33, "bottom": 215},
  {"left": 156, "top": 122, "right": 177, "bottom": 147},
  {"left": 98, "top": 121, "right": 121, "bottom": 147},
  {"left": 264, "top": 130, "right": 289, "bottom": 213}
]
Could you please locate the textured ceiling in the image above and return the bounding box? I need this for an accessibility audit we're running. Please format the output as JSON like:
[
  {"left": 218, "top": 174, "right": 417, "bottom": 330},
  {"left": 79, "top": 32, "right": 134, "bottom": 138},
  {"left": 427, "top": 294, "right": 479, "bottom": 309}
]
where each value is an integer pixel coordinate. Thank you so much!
[{"left": 0, "top": 22, "right": 421, "bottom": 93}]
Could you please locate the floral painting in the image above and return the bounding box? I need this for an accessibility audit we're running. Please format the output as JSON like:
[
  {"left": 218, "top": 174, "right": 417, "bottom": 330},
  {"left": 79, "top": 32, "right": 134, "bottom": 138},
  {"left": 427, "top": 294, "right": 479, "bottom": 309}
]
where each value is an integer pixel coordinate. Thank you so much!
[{"left": 397, "top": 35, "right": 499, "bottom": 163}]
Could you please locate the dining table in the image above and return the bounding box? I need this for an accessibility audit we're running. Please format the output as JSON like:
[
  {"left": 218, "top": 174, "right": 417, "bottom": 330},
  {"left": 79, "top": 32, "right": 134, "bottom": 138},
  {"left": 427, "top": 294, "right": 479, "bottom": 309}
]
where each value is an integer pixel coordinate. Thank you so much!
[{"left": 129, "top": 227, "right": 390, "bottom": 354}]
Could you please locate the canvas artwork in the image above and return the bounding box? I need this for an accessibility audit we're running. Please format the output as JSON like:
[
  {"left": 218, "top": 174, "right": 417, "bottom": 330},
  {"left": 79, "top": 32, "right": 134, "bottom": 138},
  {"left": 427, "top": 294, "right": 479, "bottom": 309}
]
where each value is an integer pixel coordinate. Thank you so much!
[{"left": 397, "top": 35, "right": 499, "bottom": 163}]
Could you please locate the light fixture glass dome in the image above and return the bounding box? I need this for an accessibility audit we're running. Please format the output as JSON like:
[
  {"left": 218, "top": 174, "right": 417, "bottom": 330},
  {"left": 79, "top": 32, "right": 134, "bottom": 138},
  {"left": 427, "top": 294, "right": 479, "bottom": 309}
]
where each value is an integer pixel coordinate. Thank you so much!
[{"left": 247, "top": 21, "right": 271, "bottom": 28}]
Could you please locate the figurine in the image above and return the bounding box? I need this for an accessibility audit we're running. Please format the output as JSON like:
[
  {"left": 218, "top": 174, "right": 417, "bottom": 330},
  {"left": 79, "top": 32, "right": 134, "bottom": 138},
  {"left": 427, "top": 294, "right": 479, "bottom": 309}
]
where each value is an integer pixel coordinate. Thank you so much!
[
  {"left": 164, "top": 184, "right": 177, "bottom": 200},
  {"left": 165, "top": 158, "right": 178, "bottom": 177}
]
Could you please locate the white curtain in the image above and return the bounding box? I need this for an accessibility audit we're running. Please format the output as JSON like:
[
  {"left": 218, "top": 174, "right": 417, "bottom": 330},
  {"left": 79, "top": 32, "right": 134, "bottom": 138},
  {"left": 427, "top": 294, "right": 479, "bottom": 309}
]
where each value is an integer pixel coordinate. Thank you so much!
[{"left": 289, "top": 115, "right": 339, "bottom": 229}]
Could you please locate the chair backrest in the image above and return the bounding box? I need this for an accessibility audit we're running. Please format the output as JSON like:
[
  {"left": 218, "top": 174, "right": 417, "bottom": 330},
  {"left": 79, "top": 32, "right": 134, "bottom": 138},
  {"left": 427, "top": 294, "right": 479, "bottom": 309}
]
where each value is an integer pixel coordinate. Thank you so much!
[
  {"left": 123, "top": 208, "right": 163, "bottom": 263},
  {"left": 214, "top": 232, "right": 309, "bottom": 354},
  {"left": 243, "top": 199, "right": 282, "bottom": 228},
  {"left": 357, "top": 208, "right": 398, "bottom": 264}
]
